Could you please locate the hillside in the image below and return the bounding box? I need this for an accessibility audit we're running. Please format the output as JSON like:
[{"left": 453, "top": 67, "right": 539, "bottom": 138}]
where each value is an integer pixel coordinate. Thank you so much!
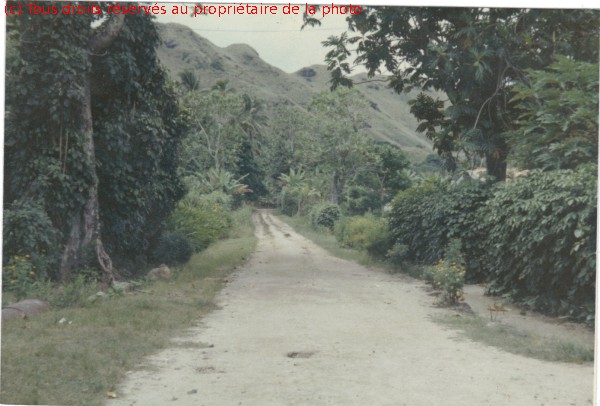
[{"left": 156, "top": 23, "right": 433, "bottom": 161}]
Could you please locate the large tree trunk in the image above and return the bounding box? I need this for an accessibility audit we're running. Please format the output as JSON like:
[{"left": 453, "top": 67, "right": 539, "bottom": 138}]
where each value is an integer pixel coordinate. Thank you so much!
[{"left": 59, "top": 14, "right": 125, "bottom": 283}]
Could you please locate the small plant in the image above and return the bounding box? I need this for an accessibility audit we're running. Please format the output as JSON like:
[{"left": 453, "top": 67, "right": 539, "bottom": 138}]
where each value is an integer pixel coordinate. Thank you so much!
[
  {"left": 52, "top": 274, "right": 97, "bottom": 308},
  {"left": 424, "top": 259, "right": 466, "bottom": 305},
  {"left": 3, "top": 255, "right": 38, "bottom": 300}
]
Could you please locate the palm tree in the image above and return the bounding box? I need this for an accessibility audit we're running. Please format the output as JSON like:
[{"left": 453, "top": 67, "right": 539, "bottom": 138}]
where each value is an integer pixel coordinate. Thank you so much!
[{"left": 178, "top": 70, "right": 200, "bottom": 93}]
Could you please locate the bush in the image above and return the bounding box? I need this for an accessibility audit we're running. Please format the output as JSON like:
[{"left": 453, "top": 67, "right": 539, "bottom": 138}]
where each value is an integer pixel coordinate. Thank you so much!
[
  {"left": 422, "top": 259, "right": 466, "bottom": 304},
  {"left": 476, "top": 165, "right": 596, "bottom": 324},
  {"left": 342, "top": 185, "right": 380, "bottom": 215},
  {"left": 3, "top": 199, "right": 61, "bottom": 279},
  {"left": 150, "top": 231, "right": 193, "bottom": 266},
  {"left": 335, "top": 214, "right": 392, "bottom": 258},
  {"left": 387, "top": 179, "right": 492, "bottom": 281},
  {"left": 184, "top": 190, "right": 233, "bottom": 211},
  {"left": 309, "top": 203, "right": 341, "bottom": 230},
  {"left": 388, "top": 179, "right": 449, "bottom": 264},
  {"left": 167, "top": 201, "right": 231, "bottom": 252}
]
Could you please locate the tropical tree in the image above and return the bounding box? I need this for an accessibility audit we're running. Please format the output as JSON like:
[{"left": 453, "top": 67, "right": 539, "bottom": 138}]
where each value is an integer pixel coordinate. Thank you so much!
[
  {"left": 507, "top": 56, "right": 599, "bottom": 170},
  {"left": 296, "top": 88, "right": 370, "bottom": 202},
  {"left": 5, "top": 9, "right": 185, "bottom": 282},
  {"left": 180, "top": 87, "right": 246, "bottom": 172},
  {"left": 178, "top": 70, "right": 201, "bottom": 93},
  {"left": 308, "top": 8, "right": 599, "bottom": 180}
]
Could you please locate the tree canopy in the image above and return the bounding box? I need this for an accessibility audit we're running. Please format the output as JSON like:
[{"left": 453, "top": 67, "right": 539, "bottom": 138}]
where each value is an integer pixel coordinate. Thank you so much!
[
  {"left": 309, "top": 8, "right": 599, "bottom": 179},
  {"left": 4, "top": 8, "right": 185, "bottom": 280}
]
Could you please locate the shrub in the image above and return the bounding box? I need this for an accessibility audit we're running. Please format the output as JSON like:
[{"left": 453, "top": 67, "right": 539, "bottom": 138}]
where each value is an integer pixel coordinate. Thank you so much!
[
  {"left": 150, "top": 231, "right": 193, "bottom": 266},
  {"left": 167, "top": 201, "right": 231, "bottom": 252},
  {"left": 388, "top": 179, "right": 449, "bottom": 264},
  {"left": 2, "top": 256, "right": 38, "bottom": 300},
  {"left": 335, "top": 214, "right": 392, "bottom": 258},
  {"left": 310, "top": 203, "right": 341, "bottom": 230},
  {"left": 476, "top": 165, "right": 596, "bottom": 324},
  {"left": 3, "top": 199, "right": 61, "bottom": 279},
  {"left": 184, "top": 190, "right": 233, "bottom": 211},
  {"left": 342, "top": 185, "right": 379, "bottom": 215},
  {"left": 387, "top": 178, "right": 492, "bottom": 281},
  {"left": 422, "top": 259, "right": 466, "bottom": 304}
]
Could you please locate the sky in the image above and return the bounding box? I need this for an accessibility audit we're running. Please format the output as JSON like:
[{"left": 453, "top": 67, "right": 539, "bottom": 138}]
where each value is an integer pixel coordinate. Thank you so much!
[
  {"left": 156, "top": 6, "right": 351, "bottom": 73},
  {"left": 155, "top": 1, "right": 600, "bottom": 74}
]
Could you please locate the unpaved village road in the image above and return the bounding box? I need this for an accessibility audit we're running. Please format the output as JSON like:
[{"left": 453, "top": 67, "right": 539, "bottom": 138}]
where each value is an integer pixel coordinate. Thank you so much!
[{"left": 111, "top": 211, "right": 594, "bottom": 406}]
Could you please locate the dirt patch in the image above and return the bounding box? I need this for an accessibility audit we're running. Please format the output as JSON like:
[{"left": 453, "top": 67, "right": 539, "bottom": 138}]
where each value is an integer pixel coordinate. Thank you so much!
[
  {"left": 110, "top": 211, "right": 593, "bottom": 406},
  {"left": 462, "top": 284, "right": 594, "bottom": 349},
  {"left": 286, "top": 351, "right": 316, "bottom": 359}
]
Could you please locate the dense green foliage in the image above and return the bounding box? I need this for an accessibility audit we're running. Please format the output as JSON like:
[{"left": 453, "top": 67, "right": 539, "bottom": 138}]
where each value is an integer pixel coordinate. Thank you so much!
[
  {"left": 167, "top": 201, "right": 231, "bottom": 252},
  {"left": 3, "top": 200, "right": 61, "bottom": 279},
  {"left": 4, "top": 11, "right": 185, "bottom": 279},
  {"left": 92, "top": 15, "right": 186, "bottom": 267},
  {"left": 508, "top": 57, "right": 599, "bottom": 170},
  {"left": 478, "top": 166, "right": 596, "bottom": 324},
  {"left": 334, "top": 214, "right": 392, "bottom": 258},
  {"left": 311, "top": 8, "right": 599, "bottom": 179},
  {"left": 387, "top": 166, "right": 596, "bottom": 323},
  {"left": 150, "top": 231, "right": 193, "bottom": 266},
  {"left": 309, "top": 203, "right": 341, "bottom": 230},
  {"left": 388, "top": 179, "right": 449, "bottom": 264}
]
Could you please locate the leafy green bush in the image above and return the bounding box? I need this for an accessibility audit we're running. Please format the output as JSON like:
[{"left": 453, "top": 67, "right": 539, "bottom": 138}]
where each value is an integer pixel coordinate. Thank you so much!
[
  {"left": 476, "top": 165, "right": 596, "bottom": 324},
  {"left": 342, "top": 185, "right": 380, "bottom": 215},
  {"left": 150, "top": 231, "right": 193, "bottom": 266},
  {"left": 388, "top": 179, "right": 449, "bottom": 264},
  {"left": 309, "top": 203, "right": 341, "bottom": 230},
  {"left": 335, "top": 214, "right": 392, "bottom": 258},
  {"left": 388, "top": 179, "right": 492, "bottom": 281},
  {"left": 167, "top": 201, "right": 232, "bottom": 252},
  {"left": 3, "top": 199, "right": 61, "bottom": 280}
]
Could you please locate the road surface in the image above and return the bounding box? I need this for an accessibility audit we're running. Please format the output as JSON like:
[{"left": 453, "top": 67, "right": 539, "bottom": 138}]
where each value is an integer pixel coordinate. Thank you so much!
[{"left": 111, "top": 210, "right": 594, "bottom": 406}]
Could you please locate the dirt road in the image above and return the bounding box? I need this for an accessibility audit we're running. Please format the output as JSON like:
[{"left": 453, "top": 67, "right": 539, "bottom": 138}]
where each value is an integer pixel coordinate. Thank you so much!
[{"left": 111, "top": 211, "right": 594, "bottom": 406}]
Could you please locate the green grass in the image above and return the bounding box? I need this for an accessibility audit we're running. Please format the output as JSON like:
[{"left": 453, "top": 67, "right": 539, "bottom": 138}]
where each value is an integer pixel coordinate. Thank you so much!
[
  {"left": 435, "top": 312, "right": 594, "bottom": 364},
  {"left": 0, "top": 206, "right": 257, "bottom": 406},
  {"left": 281, "top": 214, "right": 387, "bottom": 268}
]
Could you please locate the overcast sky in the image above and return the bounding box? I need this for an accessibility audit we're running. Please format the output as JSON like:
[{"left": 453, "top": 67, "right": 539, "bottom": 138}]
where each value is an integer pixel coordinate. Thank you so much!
[{"left": 156, "top": 6, "right": 352, "bottom": 73}]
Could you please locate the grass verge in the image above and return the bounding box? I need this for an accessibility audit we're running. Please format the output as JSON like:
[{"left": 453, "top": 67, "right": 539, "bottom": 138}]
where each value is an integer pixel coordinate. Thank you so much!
[
  {"left": 0, "top": 207, "right": 257, "bottom": 406},
  {"left": 281, "top": 214, "right": 387, "bottom": 269},
  {"left": 434, "top": 312, "right": 594, "bottom": 364},
  {"left": 281, "top": 213, "right": 593, "bottom": 365}
]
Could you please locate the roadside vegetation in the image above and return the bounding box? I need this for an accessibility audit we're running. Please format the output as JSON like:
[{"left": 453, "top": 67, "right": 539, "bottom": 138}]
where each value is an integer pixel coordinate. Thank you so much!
[
  {"left": 2, "top": 7, "right": 597, "bottom": 404},
  {"left": 1, "top": 207, "right": 256, "bottom": 406}
]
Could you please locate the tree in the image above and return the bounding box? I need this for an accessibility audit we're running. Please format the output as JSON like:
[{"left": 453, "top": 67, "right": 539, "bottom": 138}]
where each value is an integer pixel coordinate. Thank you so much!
[
  {"left": 180, "top": 86, "right": 246, "bottom": 173},
  {"left": 309, "top": 8, "right": 599, "bottom": 180},
  {"left": 297, "top": 88, "right": 370, "bottom": 203},
  {"left": 5, "top": 7, "right": 185, "bottom": 282},
  {"left": 178, "top": 70, "right": 201, "bottom": 93},
  {"left": 365, "top": 142, "right": 411, "bottom": 212},
  {"left": 507, "top": 56, "right": 599, "bottom": 170}
]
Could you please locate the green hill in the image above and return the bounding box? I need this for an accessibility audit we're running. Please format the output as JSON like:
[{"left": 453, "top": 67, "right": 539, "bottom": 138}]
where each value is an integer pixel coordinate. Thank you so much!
[{"left": 156, "top": 22, "right": 433, "bottom": 161}]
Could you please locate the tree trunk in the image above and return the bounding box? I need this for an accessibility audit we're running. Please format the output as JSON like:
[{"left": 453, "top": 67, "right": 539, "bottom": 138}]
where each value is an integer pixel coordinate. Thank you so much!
[
  {"left": 485, "top": 145, "right": 508, "bottom": 182},
  {"left": 331, "top": 171, "right": 340, "bottom": 204},
  {"left": 59, "top": 14, "right": 125, "bottom": 283}
]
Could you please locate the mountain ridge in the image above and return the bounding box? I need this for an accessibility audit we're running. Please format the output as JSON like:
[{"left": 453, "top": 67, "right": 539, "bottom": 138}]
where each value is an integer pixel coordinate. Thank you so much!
[{"left": 156, "top": 22, "right": 433, "bottom": 161}]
